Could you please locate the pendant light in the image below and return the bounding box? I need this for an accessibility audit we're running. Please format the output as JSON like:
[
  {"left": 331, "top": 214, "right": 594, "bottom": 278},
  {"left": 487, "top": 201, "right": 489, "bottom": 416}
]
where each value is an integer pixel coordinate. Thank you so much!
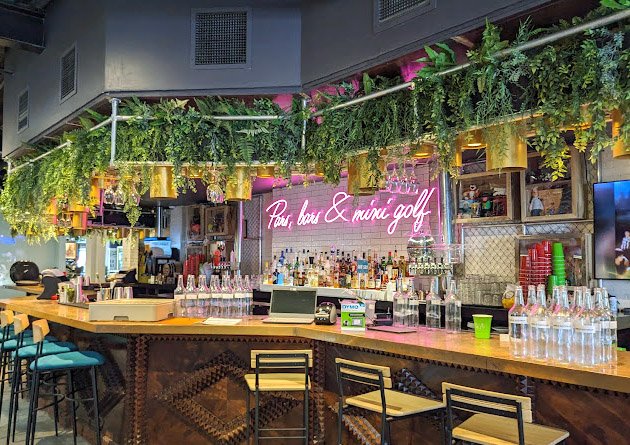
[
  {"left": 410, "top": 142, "right": 435, "bottom": 159},
  {"left": 256, "top": 165, "right": 275, "bottom": 178},
  {"left": 612, "top": 109, "right": 629, "bottom": 159},
  {"left": 457, "top": 129, "right": 486, "bottom": 150}
]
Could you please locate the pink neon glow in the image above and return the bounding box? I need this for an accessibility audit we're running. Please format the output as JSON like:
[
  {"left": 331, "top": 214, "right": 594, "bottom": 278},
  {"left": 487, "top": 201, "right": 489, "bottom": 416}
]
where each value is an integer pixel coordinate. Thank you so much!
[
  {"left": 272, "top": 94, "right": 293, "bottom": 112},
  {"left": 266, "top": 188, "right": 436, "bottom": 235}
]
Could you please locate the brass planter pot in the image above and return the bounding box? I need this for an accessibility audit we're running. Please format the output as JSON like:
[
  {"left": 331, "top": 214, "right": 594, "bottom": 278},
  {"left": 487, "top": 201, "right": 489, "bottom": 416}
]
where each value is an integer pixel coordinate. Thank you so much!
[
  {"left": 347, "top": 153, "right": 384, "bottom": 196},
  {"left": 225, "top": 167, "right": 253, "bottom": 201},
  {"left": 486, "top": 132, "right": 528, "bottom": 172},
  {"left": 410, "top": 142, "right": 435, "bottom": 159},
  {"left": 89, "top": 177, "right": 102, "bottom": 207},
  {"left": 150, "top": 166, "right": 178, "bottom": 199},
  {"left": 71, "top": 212, "right": 88, "bottom": 231},
  {"left": 457, "top": 129, "right": 486, "bottom": 150},
  {"left": 256, "top": 165, "right": 275, "bottom": 178},
  {"left": 183, "top": 165, "right": 205, "bottom": 179},
  {"left": 68, "top": 202, "right": 89, "bottom": 213},
  {"left": 612, "top": 109, "right": 629, "bottom": 159}
]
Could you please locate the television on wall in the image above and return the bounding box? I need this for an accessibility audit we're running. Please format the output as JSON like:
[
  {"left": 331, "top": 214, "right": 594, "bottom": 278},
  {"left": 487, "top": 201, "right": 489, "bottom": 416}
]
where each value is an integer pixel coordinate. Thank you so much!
[{"left": 593, "top": 180, "right": 630, "bottom": 279}]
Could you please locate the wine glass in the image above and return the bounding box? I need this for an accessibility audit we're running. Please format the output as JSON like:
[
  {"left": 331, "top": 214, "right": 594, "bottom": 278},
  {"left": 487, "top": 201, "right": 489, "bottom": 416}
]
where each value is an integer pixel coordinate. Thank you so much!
[
  {"left": 113, "top": 186, "right": 125, "bottom": 206},
  {"left": 103, "top": 184, "right": 115, "bottom": 205}
]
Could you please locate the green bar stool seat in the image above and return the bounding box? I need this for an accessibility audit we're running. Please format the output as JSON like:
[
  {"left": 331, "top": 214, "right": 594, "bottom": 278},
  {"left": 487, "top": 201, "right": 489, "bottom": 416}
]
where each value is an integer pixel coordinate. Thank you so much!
[
  {"left": 15, "top": 341, "right": 77, "bottom": 359},
  {"left": 2, "top": 335, "right": 57, "bottom": 351},
  {"left": 29, "top": 351, "right": 105, "bottom": 371},
  {"left": 26, "top": 319, "right": 105, "bottom": 445}
]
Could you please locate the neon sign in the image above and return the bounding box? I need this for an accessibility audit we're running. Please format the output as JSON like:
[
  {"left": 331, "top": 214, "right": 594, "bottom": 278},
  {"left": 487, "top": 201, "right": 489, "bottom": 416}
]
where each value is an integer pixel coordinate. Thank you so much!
[{"left": 266, "top": 188, "right": 436, "bottom": 235}]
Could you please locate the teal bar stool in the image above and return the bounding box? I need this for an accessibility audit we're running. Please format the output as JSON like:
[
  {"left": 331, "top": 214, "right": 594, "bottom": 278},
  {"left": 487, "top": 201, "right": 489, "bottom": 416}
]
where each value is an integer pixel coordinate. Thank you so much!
[
  {"left": 26, "top": 319, "right": 105, "bottom": 445},
  {"left": 0, "top": 311, "right": 37, "bottom": 423},
  {"left": 6, "top": 314, "right": 72, "bottom": 444}
]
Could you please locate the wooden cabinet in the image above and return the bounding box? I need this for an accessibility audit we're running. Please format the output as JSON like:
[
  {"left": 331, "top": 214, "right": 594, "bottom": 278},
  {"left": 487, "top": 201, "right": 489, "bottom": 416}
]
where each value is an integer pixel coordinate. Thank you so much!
[
  {"left": 520, "top": 148, "right": 584, "bottom": 222},
  {"left": 455, "top": 171, "right": 515, "bottom": 224}
]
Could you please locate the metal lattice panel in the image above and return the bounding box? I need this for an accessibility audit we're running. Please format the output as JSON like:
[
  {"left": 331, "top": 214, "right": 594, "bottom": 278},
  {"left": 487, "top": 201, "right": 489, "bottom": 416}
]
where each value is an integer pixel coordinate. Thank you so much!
[
  {"left": 525, "top": 221, "right": 592, "bottom": 236},
  {"left": 240, "top": 196, "right": 261, "bottom": 275},
  {"left": 193, "top": 11, "right": 248, "bottom": 66},
  {"left": 462, "top": 224, "right": 520, "bottom": 280},
  {"left": 60, "top": 45, "right": 76, "bottom": 101},
  {"left": 377, "top": 0, "right": 428, "bottom": 21}
]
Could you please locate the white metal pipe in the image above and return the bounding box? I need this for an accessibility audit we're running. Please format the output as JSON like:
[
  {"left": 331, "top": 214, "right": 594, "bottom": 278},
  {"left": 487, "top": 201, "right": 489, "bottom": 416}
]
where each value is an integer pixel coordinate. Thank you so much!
[
  {"left": 9, "top": 141, "right": 72, "bottom": 173},
  {"left": 109, "top": 98, "right": 120, "bottom": 166}
]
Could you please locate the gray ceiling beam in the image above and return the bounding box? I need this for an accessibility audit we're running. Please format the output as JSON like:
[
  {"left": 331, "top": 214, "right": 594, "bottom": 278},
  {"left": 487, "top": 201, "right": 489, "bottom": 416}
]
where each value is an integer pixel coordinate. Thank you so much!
[{"left": 0, "top": 3, "right": 44, "bottom": 53}]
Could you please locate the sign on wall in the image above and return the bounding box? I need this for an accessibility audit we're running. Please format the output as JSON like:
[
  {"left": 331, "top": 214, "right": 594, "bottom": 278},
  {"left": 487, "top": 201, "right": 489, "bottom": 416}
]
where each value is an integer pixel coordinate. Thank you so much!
[{"left": 266, "top": 188, "right": 437, "bottom": 235}]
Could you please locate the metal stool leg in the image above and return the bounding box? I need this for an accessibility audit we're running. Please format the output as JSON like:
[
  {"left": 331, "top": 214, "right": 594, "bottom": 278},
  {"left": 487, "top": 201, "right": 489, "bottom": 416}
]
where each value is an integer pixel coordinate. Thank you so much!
[
  {"left": 52, "top": 372, "right": 60, "bottom": 436},
  {"left": 67, "top": 370, "right": 77, "bottom": 445},
  {"left": 254, "top": 389, "right": 260, "bottom": 445},
  {"left": 337, "top": 398, "right": 343, "bottom": 445},
  {"left": 90, "top": 366, "right": 101, "bottom": 445},
  {"left": 303, "top": 388, "right": 308, "bottom": 445},
  {"left": 0, "top": 350, "right": 7, "bottom": 420},
  {"left": 6, "top": 355, "right": 21, "bottom": 444},
  {"left": 26, "top": 370, "right": 40, "bottom": 445},
  {"left": 246, "top": 389, "right": 250, "bottom": 444}
]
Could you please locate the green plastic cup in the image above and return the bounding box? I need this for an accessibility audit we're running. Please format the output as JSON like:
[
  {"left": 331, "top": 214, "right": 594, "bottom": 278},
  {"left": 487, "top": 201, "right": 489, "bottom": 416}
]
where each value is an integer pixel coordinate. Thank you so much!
[
  {"left": 473, "top": 314, "right": 493, "bottom": 339},
  {"left": 552, "top": 242, "right": 564, "bottom": 256}
]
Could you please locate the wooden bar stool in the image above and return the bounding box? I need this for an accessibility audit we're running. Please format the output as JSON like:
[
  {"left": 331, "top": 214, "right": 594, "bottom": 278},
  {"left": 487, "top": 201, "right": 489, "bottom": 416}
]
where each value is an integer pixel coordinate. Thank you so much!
[
  {"left": 26, "top": 319, "right": 105, "bottom": 445},
  {"left": 443, "top": 382, "right": 570, "bottom": 445},
  {"left": 244, "top": 349, "right": 312, "bottom": 444},
  {"left": 5, "top": 314, "right": 73, "bottom": 444},
  {"left": 335, "top": 358, "right": 446, "bottom": 445}
]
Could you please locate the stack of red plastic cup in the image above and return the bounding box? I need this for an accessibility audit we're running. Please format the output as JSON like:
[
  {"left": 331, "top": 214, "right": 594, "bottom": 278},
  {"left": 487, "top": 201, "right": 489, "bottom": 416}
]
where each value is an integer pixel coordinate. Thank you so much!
[{"left": 519, "top": 254, "right": 530, "bottom": 286}]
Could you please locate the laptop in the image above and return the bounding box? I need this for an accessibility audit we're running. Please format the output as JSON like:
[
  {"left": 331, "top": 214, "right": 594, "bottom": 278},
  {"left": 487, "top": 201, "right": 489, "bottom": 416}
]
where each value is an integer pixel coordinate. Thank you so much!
[{"left": 262, "top": 288, "right": 317, "bottom": 324}]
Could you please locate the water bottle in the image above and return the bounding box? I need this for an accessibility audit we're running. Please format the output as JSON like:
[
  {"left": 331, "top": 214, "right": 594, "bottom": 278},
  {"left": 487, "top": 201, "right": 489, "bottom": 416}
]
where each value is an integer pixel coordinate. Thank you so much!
[
  {"left": 551, "top": 285, "right": 573, "bottom": 364},
  {"left": 509, "top": 285, "right": 529, "bottom": 358},
  {"left": 525, "top": 285, "right": 536, "bottom": 313},
  {"left": 220, "top": 276, "right": 233, "bottom": 318},
  {"left": 393, "top": 278, "right": 406, "bottom": 327},
  {"left": 209, "top": 276, "right": 221, "bottom": 318},
  {"left": 185, "top": 275, "right": 198, "bottom": 318},
  {"left": 445, "top": 280, "right": 462, "bottom": 333},
  {"left": 529, "top": 284, "right": 550, "bottom": 360},
  {"left": 407, "top": 281, "right": 419, "bottom": 328},
  {"left": 197, "top": 275, "right": 210, "bottom": 318},
  {"left": 574, "top": 288, "right": 601, "bottom": 367},
  {"left": 595, "top": 288, "right": 616, "bottom": 366},
  {"left": 244, "top": 275, "right": 254, "bottom": 316},
  {"left": 173, "top": 275, "right": 186, "bottom": 317},
  {"left": 425, "top": 277, "right": 442, "bottom": 330}
]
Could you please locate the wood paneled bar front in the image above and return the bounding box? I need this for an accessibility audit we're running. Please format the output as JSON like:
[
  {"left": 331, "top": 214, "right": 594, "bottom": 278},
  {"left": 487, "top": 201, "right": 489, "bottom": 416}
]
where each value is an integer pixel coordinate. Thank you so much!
[{"left": 1, "top": 297, "right": 628, "bottom": 444}]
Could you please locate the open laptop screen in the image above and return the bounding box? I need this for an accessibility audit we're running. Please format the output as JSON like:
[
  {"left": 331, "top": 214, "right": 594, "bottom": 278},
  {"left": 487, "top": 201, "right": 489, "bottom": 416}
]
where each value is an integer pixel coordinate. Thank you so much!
[{"left": 270, "top": 289, "right": 317, "bottom": 315}]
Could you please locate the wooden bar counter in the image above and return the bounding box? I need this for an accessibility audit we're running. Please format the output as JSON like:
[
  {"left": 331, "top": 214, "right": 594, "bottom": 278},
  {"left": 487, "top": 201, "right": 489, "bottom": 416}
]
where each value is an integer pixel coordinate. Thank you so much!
[{"left": 2, "top": 297, "right": 628, "bottom": 445}]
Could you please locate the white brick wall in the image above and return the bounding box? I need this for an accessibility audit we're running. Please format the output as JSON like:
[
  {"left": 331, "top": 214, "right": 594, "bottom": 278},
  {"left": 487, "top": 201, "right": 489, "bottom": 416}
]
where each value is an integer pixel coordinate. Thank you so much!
[{"left": 267, "top": 164, "right": 441, "bottom": 260}]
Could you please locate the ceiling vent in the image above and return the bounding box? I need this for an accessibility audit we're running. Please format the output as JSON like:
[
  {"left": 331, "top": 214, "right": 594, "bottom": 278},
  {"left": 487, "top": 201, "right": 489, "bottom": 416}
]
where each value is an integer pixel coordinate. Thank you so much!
[
  {"left": 374, "top": 0, "right": 435, "bottom": 32},
  {"left": 60, "top": 44, "right": 77, "bottom": 102},
  {"left": 191, "top": 9, "right": 250, "bottom": 68},
  {"left": 17, "top": 89, "right": 28, "bottom": 133}
]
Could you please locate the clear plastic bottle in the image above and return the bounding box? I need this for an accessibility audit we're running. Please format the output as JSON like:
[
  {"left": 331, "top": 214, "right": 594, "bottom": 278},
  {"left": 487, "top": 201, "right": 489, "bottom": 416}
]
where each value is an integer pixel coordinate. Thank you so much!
[
  {"left": 407, "top": 281, "right": 419, "bottom": 328},
  {"left": 244, "top": 275, "right": 254, "bottom": 317},
  {"left": 425, "top": 277, "right": 442, "bottom": 330},
  {"left": 571, "top": 287, "right": 585, "bottom": 316},
  {"left": 185, "top": 275, "right": 198, "bottom": 318},
  {"left": 551, "top": 285, "right": 573, "bottom": 364},
  {"left": 574, "top": 288, "right": 601, "bottom": 367},
  {"left": 508, "top": 285, "right": 529, "bottom": 358},
  {"left": 173, "top": 275, "right": 186, "bottom": 317},
  {"left": 445, "top": 280, "right": 462, "bottom": 333},
  {"left": 525, "top": 285, "right": 537, "bottom": 313},
  {"left": 393, "top": 278, "right": 406, "bottom": 327},
  {"left": 529, "top": 284, "right": 550, "bottom": 361},
  {"left": 595, "top": 288, "right": 616, "bottom": 366},
  {"left": 549, "top": 286, "right": 560, "bottom": 314},
  {"left": 209, "top": 275, "right": 221, "bottom": 318},
  {"left": 197, "top": 275, "right": 210, "bottom": 319},
  {"left": 221, "top": 275, "right": 234, "bottom": 318}
]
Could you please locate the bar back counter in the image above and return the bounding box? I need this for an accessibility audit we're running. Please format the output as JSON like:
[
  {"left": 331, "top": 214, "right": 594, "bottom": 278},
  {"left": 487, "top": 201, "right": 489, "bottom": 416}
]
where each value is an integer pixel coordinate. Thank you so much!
[{"left": 2, "top": 296, "right": 628, "bottom": 445}]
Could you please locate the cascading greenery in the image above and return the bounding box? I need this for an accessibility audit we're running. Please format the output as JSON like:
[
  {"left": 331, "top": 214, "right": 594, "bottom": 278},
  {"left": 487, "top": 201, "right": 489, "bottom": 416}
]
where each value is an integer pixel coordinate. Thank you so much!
[{"left": 1, "top": 3, "right": 628, "bottom": 241}]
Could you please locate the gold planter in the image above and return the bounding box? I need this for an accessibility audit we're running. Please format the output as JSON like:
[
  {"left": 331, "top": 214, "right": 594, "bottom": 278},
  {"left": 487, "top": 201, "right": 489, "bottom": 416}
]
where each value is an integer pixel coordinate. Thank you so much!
[
  {"left": 89, "top": 178, "right": 102, "bottom": 207},
  {"left": 183, "top": 165, "right": 205, "bottom": 179},
  {"left": 452, "top": 145, "right": 463, "bottom": 168},
  {"left": 68, "top": 202, "right": 89, "bottom": 213},
  {"left": 150, "top": 166, "right": 178, "bottom": 199},
  {"left": 71, "top": 212, "right": 88, "bottom": 231},
  {"left": 225, "top": 167, "right": 253, "bottom": 201},
  {"left": 347, "top": 153, "right": 384, "bottom": 196},
  {"left": 486, "top": 132, "right": 528, "bottom": 172},
  {"left": 457, "top": 129, "right": 486, "bottom": 150},
  {"left": 256, "top": 165, "right": 275, "bottom": 178},
  {"left": 612, "top": 109, "right": 629, "bottom": 159},
  {"left": 410, "top": 142, "right": 435, "bottom": 159}
]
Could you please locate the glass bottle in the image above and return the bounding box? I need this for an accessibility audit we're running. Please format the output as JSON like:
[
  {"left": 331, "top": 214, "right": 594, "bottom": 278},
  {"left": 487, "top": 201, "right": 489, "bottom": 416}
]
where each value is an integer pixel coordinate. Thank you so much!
[
  {"left": 595, "top": 288, "right": 616, "bottom": 366},
  {"left": 221, "top": 275, "right": 234, "bottom": 318},
  {"left": 406, "top": 280, "right": 419, "bottom": 328},
  {"left": 233, "top": 275, "right": 245, "bottom": 319},
  {"left": 529, "top": 284, "right": 550, "bottom": 361},
  {"left": 571, "top": 286, "right": 584, "bottom": 316},
  {"left": 508, "top": 285, "right": 529, "bottom": 358},
  {"left": 574, "top": 288, "right": 601, "bottom": 367},
  {"left": 197, "top": 275, "right": 210, "bottom": 319},
  {"left": 185, "top": 275, "right": 198, "bottom": 318},
  {"left": 551, "top": 285, "right": 573, "bottom": 364},
  {"left": 209, "top": 275, "right": 221, "bottom": 318},
  {"left": 393, "top": 278, "right": 405, "bottom": 327},
  {"left": 173, "top": 274, "right": 186, "bottom": 317},
  {"left": 244, "top": 275, "right": 253, "bottom": 316},
  {"left": 525, "top": 285, "right": 537, "bottom": 313},
  {"left": 425, "top": 277, "right": 442, "bottom": 330},
  {"left": 445, "top": 279, "right": 462, "bottom": 333}
]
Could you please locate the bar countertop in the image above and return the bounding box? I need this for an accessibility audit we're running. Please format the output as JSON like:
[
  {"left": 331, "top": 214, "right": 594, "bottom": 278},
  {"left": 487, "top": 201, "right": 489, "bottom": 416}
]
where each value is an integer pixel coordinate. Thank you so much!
[{"left": 1, "top": 296, "right": 629, "bottom": 393}]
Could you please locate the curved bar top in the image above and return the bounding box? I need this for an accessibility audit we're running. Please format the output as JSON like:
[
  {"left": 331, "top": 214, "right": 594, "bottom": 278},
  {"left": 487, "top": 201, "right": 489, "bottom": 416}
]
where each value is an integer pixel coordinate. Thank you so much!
[{"left": 2, "top": 296, "right": 629, "bottom": 393}]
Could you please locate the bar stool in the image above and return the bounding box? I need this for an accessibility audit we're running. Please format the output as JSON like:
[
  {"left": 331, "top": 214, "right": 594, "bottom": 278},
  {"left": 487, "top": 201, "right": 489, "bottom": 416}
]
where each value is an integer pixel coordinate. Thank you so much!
[
  {"left": 26, "top": 319, "right": 105, "bottom": 445},
  {"left": 335, "top": 358, "right": 446, "bottom": 445},
  {"left": 244, "top": 349, "right": 312, "bottom": 444},
  {"left": 6, "top": 314, "right": 74, "bottom": 444},
  {"left": 443, "top": 382, "right": 570, "bottom": 445}
]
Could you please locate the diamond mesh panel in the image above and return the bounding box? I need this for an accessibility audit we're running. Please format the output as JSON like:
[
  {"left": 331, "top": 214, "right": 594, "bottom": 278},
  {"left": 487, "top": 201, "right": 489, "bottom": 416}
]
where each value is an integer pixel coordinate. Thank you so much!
[
  {"left": 462, "top": 225, "right": 519, "bottom": 281},
  {"left": 60, "top": 46, "right": 76, "bottom": 100},
  {"left": 240, "top": 197, "right": 261, "bottom": 275},
  {"left": 194, "top": 11, "right": 247, "bottom": 66},
  {"left": 377, "top": 0, "right": 428, "bottom": 21}
]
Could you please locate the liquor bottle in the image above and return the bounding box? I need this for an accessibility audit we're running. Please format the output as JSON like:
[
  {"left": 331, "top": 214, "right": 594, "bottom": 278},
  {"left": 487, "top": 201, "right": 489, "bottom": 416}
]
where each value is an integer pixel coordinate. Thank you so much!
[
  {"left": 551, "top": 285, "right": 573, "bottom": 364},
  {"left": 398, "top": 255, "right": 407, "bottom": 278},
  {"left": 444, "top": 279, "right": 462, "bottom": 333},
  {"left": 508, "top": 285, "right": 529, "bottom": 358},
  {"left": 425, "top": 277, "right": 442, "bottom": 330},
  {"left": 386, "top": 252, "right": 394, "bottom": 280},
  {"left": 529, "top": 284, "right": 550, "bottom": 360},
  {"left": 574, "top": 288, "right": 601, "bottom": 367},
  {"left": 174, "top": 275, "right": 186, "bottom": 317},
  {"left": 367, "top": 256, "right": 375, "bottom": 289},
  {"left": 279, "top": 249, "right": 286, "bottom": 266},
  {"left": 595, "top": 288, "right": 616, "bottom": 365}
]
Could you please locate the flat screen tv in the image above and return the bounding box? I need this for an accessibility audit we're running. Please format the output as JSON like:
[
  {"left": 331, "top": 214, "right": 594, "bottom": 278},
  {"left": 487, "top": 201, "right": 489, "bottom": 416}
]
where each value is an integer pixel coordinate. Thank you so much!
[{"left": 594, "top": 180, "right": 630, "bottom": 279}]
